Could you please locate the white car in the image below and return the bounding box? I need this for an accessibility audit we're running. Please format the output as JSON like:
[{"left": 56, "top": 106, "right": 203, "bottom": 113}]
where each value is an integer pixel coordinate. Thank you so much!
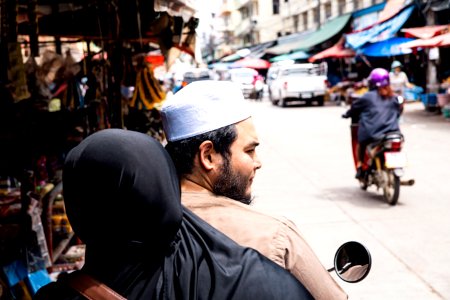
[{"left": 268, "top": 63, "right": 327, "bottom": 107}]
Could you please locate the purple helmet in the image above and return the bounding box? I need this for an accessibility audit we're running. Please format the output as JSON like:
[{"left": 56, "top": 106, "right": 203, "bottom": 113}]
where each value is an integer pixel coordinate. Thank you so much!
[{"left": 369, "top": 68, "right": 390, "bottom": 87}]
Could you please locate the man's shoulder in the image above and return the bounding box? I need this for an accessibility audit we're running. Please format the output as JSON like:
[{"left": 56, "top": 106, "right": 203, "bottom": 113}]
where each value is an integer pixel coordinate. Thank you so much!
[{"left": 182, "top": 191, "right": 293, "bottom": 227}]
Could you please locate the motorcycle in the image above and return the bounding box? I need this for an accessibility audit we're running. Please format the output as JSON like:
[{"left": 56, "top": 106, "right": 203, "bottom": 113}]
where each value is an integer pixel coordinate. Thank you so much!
[{"left": 345, "top": 121, "right": 414, "bottom": 205}]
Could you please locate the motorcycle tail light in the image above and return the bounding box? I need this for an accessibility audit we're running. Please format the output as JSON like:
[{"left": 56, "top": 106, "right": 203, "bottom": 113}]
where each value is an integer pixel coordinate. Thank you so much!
[{"left": 384, "top": 140, "right": 402, "bottom": 151}]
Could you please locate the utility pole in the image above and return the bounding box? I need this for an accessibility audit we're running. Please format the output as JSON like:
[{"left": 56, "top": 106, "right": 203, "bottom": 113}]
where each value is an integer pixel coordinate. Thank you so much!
[{"left": 425, "top": 2, "right": 439, "bottom": 95}]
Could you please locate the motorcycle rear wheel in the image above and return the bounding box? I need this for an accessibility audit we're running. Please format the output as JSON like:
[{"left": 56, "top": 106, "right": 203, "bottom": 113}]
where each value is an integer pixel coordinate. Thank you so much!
[{"left": 383, "top": 170, "right": 400, "bottom": 205}]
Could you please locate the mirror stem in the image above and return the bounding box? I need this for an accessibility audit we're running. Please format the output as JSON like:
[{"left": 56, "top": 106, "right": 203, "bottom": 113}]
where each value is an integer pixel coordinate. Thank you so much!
[{"left": 327, "top": 267, "right": 335, "bottom": 273}]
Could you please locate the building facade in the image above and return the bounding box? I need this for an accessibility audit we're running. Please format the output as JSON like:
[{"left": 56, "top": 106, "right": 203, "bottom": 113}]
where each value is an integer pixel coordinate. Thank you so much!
[{"left": 211, "top": 0, "right": 387, "bottom": 57}]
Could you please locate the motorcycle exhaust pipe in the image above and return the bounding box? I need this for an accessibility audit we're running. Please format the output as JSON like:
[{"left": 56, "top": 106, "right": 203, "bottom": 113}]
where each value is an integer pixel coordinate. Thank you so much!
[{"left": 400, "top": 179, "right": 415, "bottom": 186}]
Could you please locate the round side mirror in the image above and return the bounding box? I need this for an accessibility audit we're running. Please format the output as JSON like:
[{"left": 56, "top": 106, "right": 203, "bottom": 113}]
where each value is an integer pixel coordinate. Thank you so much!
[{"left": 334, "top": 241, "right": 371, "bottom": 283}]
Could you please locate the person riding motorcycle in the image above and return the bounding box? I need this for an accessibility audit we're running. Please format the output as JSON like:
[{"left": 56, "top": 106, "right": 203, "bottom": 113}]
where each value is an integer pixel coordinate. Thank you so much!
[{"left": 342, "top": 68, "right": 403, "bottom": 179}]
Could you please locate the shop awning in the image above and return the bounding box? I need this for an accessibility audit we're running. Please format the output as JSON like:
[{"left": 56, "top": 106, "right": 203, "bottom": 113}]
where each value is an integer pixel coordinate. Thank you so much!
[
  {"left": 401, "top": 25, "right": 449, "bottom": 39},
  {"left": 264, "top": 14, "right": 351, "bottom": 56},
  {"left": 270, "top": 50, "right": 309, "bottom": 62},
  {"left": 220, "top": 48, "right": 251, "bottom": 62},
  {"left": 401, "top": 32, "right": 450, "bottom": 48},
  {"left": 265, "top": 31, "right": 313, "bottom": 55},
  {"left": 248, "top": 41, "right": 277, "bottom": 58},
  {"left": 17, "top": 2, "right": 199, "bottom": 59},
  {"left": 345, "top": 5, "right": 414, "bottom": 50},
  {"left": 359, "top": 37, "right": 414, "bottom": 57},
  {"left": 308, "top": 37, "right": 355, "bottom": 62},
  {"left": 352, "top": 2, "right": 387, "bottom": 31},
  {"left": 230, "top": 57, "right": 271, "bottom": 69},
  {"left": 208, "top": 62, "right": 232, "bottom": 70},
  {"left": 294, "top": 13, "right": 352, "bottom": 52},
  {"left": 377, "top": 0, "right": 409, "bottom": 23}
]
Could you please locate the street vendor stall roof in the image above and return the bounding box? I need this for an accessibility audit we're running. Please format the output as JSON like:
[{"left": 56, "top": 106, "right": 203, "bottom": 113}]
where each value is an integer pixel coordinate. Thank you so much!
[
  {"left": 264, "top": 31, "right": 313, "bottom": 55},
  {"left": 401, "top": 25, "right": 450, "bottom": 39},
  {"left": 359, "top": 37, "right": 414, "bottom": 57},
  {"left": 17, "top": 0, "right": 198, "bottom": 57},
  {"left": 265, "top": 14, "right": 351, "bottom": 55},
  {"left": 308, "top": 37, "right": 355, "bottom": 62},
  {"left": 270, "top": 50, "right": 309, "bottom": 62},
  {"left": 401, "top": 32, "right": 450, "bottom": 48},
  {"left": 345, "top": 5, "right": 414, "bottom": 50},
  {"left": 293, "top": 13, "right": 352, "bottom": 52}
]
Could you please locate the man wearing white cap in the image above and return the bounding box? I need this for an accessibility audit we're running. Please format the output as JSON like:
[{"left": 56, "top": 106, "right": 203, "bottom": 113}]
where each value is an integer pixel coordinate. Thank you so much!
[{"left": 161, "top": 80, "right": 347, "bottom": 300}]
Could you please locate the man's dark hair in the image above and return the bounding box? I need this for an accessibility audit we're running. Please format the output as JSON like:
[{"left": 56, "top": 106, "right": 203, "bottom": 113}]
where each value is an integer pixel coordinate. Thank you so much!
[{"left": 165, "top": 124, "right": 237, "bottom": 176}]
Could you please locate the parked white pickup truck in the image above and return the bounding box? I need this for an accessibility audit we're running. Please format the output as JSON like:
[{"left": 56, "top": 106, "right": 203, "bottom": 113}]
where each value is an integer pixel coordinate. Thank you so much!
[{"left": 268, "top": 63, "right": 328, "bottom": 107}]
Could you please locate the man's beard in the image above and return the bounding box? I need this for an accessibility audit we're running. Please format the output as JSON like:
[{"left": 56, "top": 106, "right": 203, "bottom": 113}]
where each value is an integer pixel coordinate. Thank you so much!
[{"left": 212, "top": 156, "right": 253, "bottom": 205}]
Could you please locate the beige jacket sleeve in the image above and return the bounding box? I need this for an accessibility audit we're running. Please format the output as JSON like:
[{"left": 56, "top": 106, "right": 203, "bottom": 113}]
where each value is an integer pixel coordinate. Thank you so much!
[{"left": 273, "top": 218, "right": 348, "bottom": 300}]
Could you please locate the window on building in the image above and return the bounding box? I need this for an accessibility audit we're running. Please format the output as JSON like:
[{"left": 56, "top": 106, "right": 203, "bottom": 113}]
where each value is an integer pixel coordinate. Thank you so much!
[
  {"left": 355, "top": 0, "right": 364, "bottom": 10},
  {"left": 241, "top": 6, "right": 249, "bottom": 19},
  {"left": 273, "top": 0, "right": 280, "bottom": 14},
  {"left": 325, "top": 2, "right": 332, "bottom": 20},
  {"left": 254, "top": 32, "right": 260, "bottom": 44},
  {"left": 293, "top": 14, "right": 299, "bottom": 32},
  {"left": 244, "top": 34, "right": 251, "bottom": 45},
  {"left": 253, "top": 1, "right": 259, "bottom": 15},
  {"left": 338, "top": 0, "right": 346, "bottom": 15},
  {"left": 314, "top": 5, "right": 320, "bottom": 25},
  {"left": 302, "top": 11, "right": 308, "bottom": 30}
]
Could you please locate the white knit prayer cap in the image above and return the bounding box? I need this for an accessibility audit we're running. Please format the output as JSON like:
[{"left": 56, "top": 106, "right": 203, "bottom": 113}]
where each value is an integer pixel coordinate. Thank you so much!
[{"left": 161, "top": 80, "right": 251, "bottom": 142}]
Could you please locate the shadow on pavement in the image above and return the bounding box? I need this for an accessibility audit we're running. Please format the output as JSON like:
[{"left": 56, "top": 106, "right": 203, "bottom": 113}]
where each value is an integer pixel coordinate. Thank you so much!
[{"left": 323, "top": 186, "right": 405, "bottom": 208}]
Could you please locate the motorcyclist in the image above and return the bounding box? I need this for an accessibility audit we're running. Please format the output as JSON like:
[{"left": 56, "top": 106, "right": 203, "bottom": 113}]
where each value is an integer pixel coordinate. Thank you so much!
[{"left": 342, "top": 68, "right": 403, "bottom": 179}]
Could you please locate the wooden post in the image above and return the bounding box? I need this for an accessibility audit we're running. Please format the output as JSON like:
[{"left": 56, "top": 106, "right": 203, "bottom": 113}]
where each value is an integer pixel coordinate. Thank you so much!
[
  {"left": 28, "top": 0, "right": 39, "bottom": 57},
  {"left": 51, "top": 3, "right": 62, "bottom": 54},
  {"left": 107, "top": 2, "right": 123, "bottom": 129},
  {"left": 0, "top": 0, "right": 18, "bottom": 82}
]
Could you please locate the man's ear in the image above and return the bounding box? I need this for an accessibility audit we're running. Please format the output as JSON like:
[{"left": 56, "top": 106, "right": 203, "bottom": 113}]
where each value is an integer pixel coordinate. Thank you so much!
[{"left": 198, "top": 140, "right": 220, "bottom": 171}]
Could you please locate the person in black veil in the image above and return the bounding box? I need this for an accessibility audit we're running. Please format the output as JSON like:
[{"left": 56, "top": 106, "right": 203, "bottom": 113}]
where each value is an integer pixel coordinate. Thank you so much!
[{"left": 34, "top": 129, "right": 313, "bottom": 300}]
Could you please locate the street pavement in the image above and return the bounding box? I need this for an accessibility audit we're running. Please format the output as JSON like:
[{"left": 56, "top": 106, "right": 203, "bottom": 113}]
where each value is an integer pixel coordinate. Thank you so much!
[{"left": 246, "top": 98, "right": 450, "bottom": 299}]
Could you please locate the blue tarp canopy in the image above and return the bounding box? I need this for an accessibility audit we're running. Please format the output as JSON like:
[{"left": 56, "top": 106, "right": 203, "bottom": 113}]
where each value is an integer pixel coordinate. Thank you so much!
[
  {"left": 359, "top": 37, "right": 415, "bottom": 57},
  {"left": 345, "top": 5, "right": 415, "bottom": 50}
]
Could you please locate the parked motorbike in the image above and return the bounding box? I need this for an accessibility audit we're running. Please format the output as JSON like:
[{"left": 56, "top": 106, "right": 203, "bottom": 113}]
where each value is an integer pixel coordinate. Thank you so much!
[
  {"left": 328, "top": 241, "right": 371, "bottom": 283},
  {"left": 251, "top": 75, "right": 264, "bottom": 101}
]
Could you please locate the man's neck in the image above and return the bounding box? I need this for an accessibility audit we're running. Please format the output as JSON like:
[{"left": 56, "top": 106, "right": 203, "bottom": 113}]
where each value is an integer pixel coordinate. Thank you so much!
[{"left": 180, "top": 176, "right": 212, "bottom": 193}]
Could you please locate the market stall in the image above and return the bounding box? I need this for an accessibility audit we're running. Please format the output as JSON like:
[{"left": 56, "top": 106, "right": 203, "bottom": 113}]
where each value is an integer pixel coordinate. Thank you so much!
[{"left": 0, "top": 1, "right": 199, "bottom": 298}]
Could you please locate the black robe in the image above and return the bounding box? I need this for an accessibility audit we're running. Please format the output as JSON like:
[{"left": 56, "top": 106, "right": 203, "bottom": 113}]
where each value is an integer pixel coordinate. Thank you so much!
[{"left": 34, "top": 129, "right": 313, "bottom": 300}]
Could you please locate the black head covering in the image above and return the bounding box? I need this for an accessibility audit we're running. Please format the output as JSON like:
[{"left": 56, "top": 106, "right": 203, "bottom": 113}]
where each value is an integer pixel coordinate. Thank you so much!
[
  {"left": 35, "top": 129, "right": 313, "bottom": 300},
  {"left": 62, "top": 128, "right": 181, "bottom": 249}
]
